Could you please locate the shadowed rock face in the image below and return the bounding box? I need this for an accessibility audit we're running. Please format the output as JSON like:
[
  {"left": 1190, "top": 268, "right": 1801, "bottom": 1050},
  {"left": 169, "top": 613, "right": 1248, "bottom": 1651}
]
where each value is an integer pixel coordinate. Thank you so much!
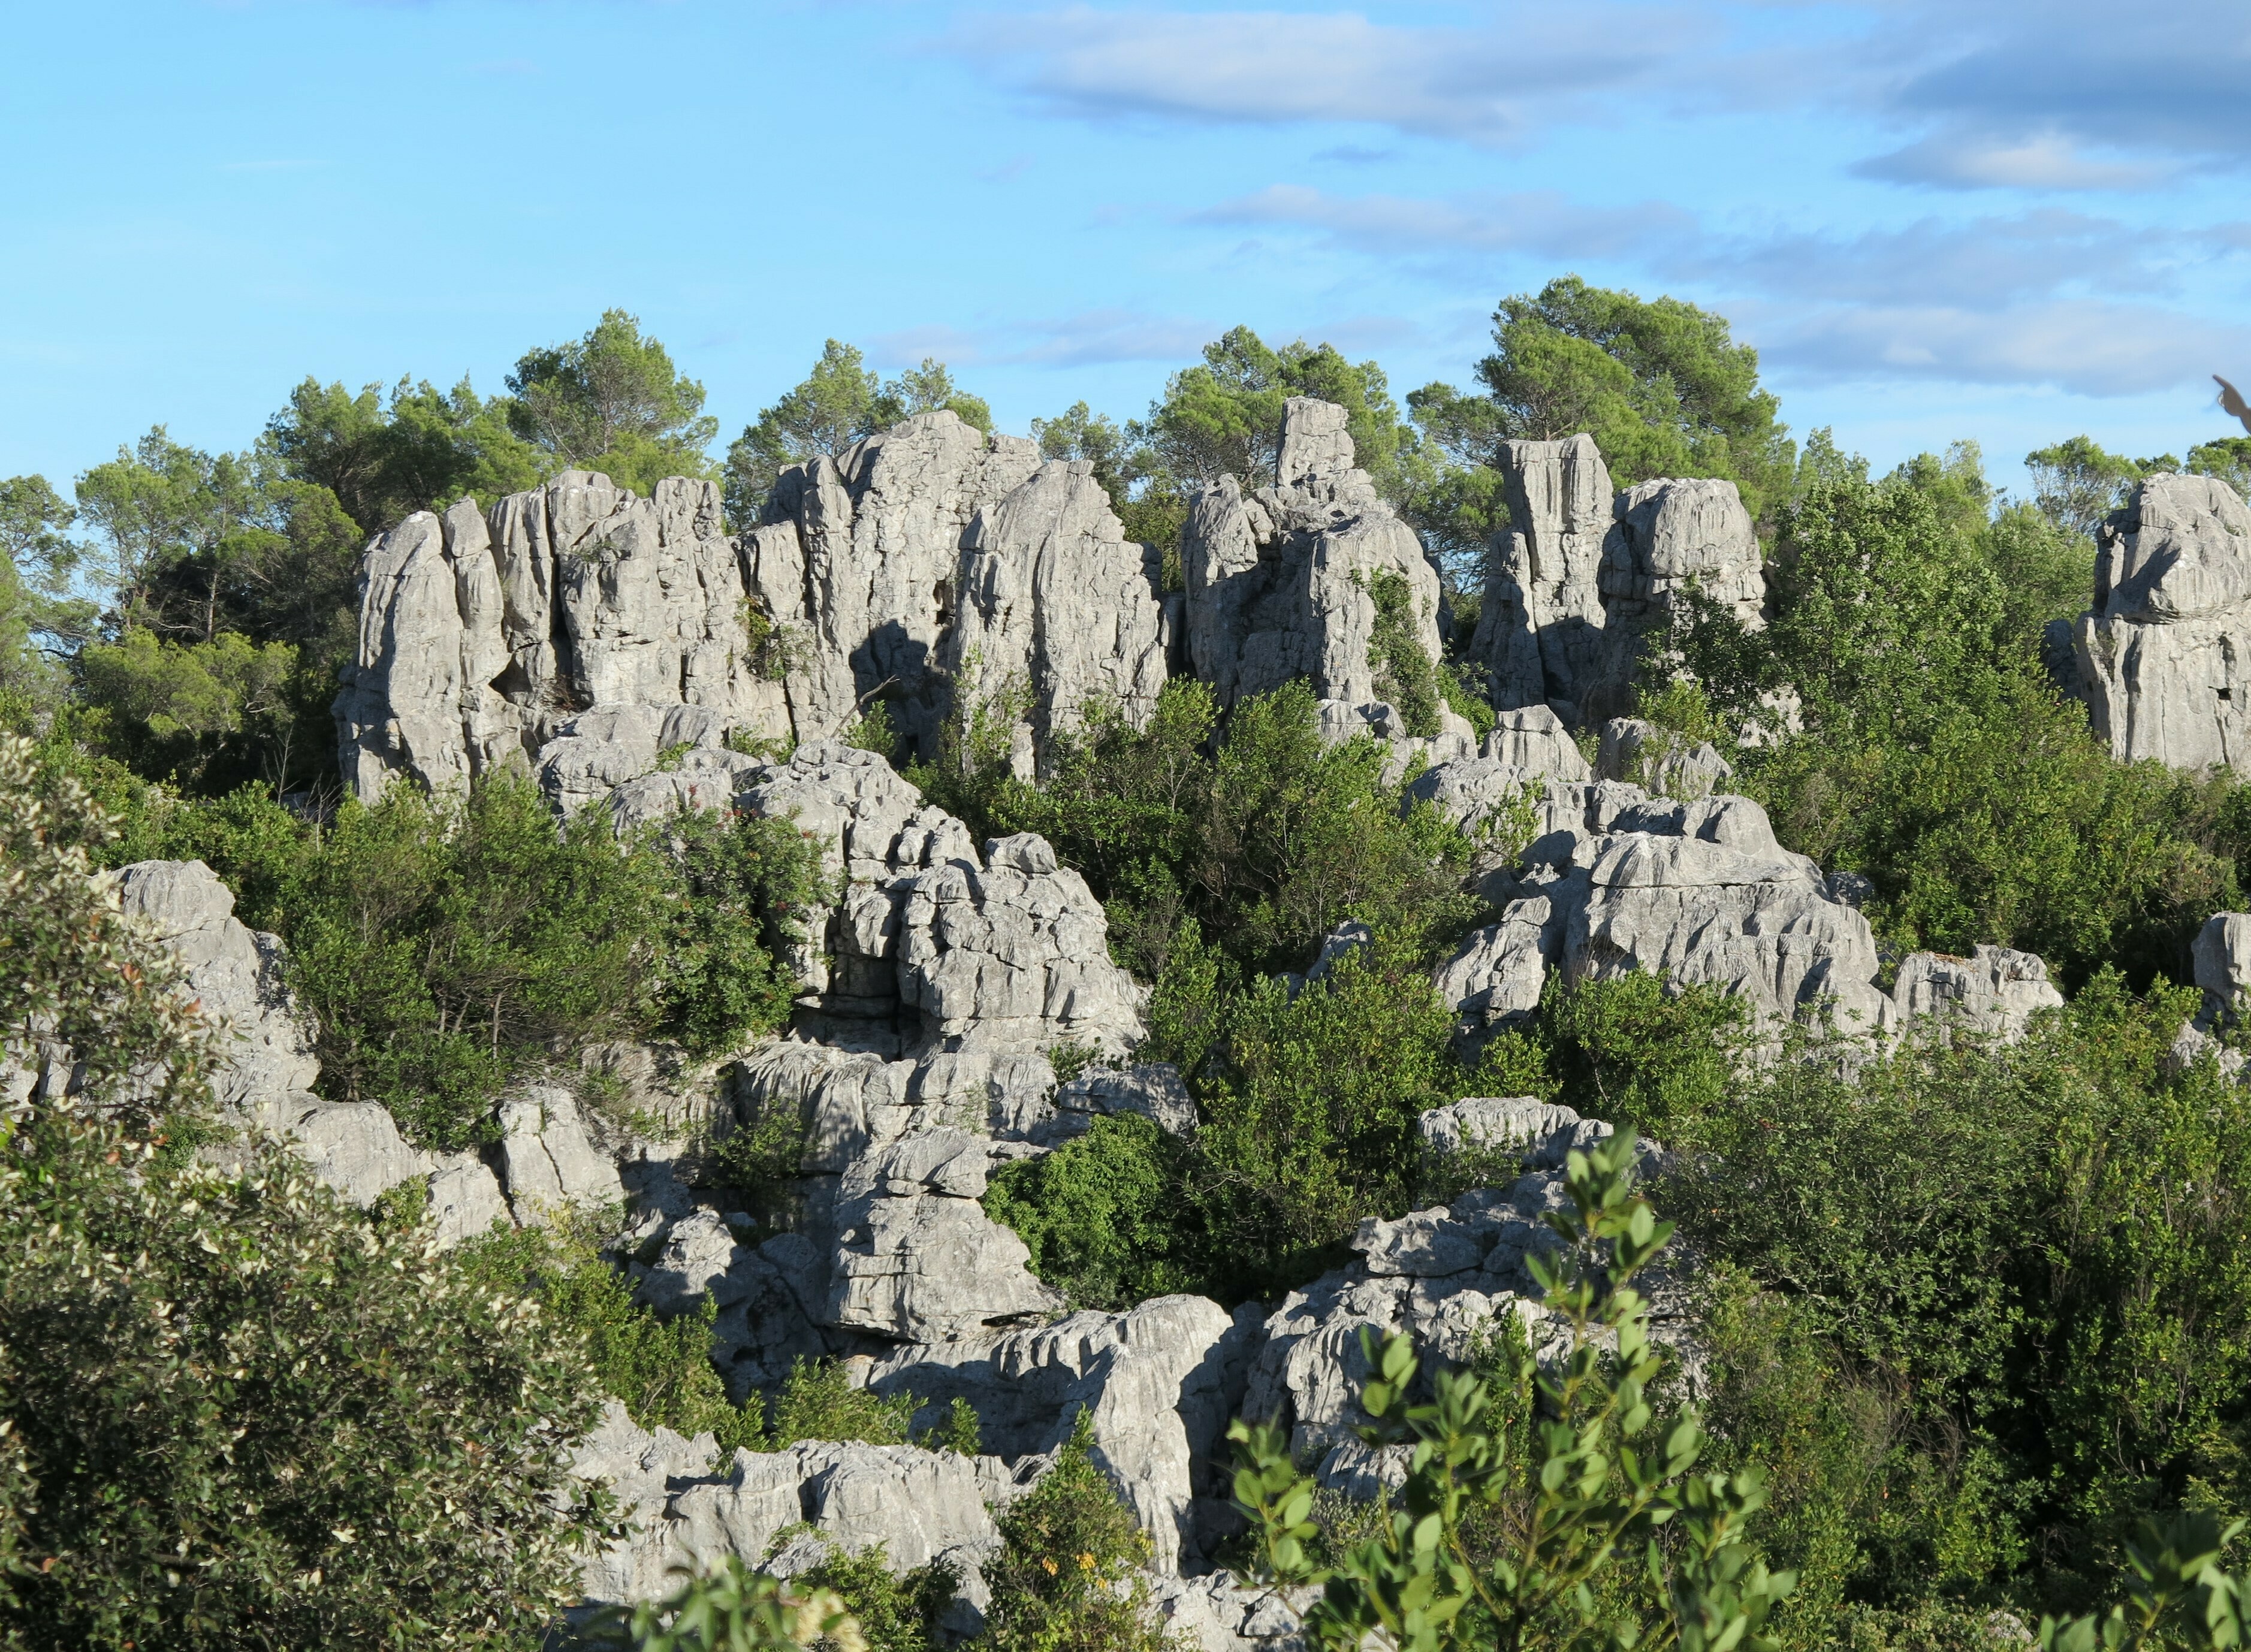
[
  {"left": 1182, "top": 397, "right": 1445, "bottom": 716},
  {"left": 1467, "top": 439, "right": 1766, "bottom": 727},
  {"left": 2075, "top": 473, "right": 2251, "bottom": 772}
]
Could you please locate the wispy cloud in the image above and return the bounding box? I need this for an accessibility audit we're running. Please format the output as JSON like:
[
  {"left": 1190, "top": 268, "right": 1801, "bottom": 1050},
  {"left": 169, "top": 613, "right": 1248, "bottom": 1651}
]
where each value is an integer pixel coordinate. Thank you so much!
[
  {"left": 1853, "top": 131, "right": 2166, "bottom": 192},
  {"left": 1194, "top": 184, "right": 1691, "bottom": 262},
  {"left": 944, "top": 4, "right": 1697, "bottom": 147},
  {"left": 871, "top": 309, "right": 1218, "bottom": 369}
]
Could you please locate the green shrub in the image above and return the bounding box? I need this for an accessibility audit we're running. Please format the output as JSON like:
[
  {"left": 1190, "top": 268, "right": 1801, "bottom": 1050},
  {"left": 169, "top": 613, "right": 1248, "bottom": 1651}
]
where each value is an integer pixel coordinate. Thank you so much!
[
  {"left": 789, "top": 1539, "right": 956, "bottom": 1652},
  {"left": 0, "top": 736, "right": 610, "bottom": 1648},
  {"left": 1191, "top": 931, "right": 1470, "bottom": 1296},
  {"left": 451, "top": 1218, "right": 765, "bottom": 1453},
  {"left": 1667, "top": 973, "right": 2251, "bottom": 1603},
  {"left": 982, "top": 1113, "right": 1207, "bottom": 1309},
  {"left": 1537, "top": 970, "right": 1752, "bottom": 1141},
  {"left": 654, "top": 804, "right": 829, "bottom": 1059},
  {"left": 1363, "top": 568, "right": 1443, "bottom": 739},
  {"left": 978, "top": 1414, "right": 1177, "bottom": 1652},
  {"left": 923, "top": 678, "right": 1477, "bottom": 980},
  {"left": 764, "top": 1358, "right": 918, "bottom": 1451}
]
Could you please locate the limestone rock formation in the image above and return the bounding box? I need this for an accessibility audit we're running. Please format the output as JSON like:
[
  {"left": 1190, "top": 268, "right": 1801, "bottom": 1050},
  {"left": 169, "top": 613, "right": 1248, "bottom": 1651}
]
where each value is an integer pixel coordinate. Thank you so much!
[
  {"left": 939, "top": 458, "right": 1173, "bottom": 778},
  {"left": 1431, "top": 785, "right": 1893, "bottom": 1038},
  {"left": 338, "top": 474, "right": 785, "bottom": 798},
  {"left": 1893, "top": 946, "right": 2063, "bottom": 1043},
  {"left": 1469, "top": 434, "right": 1614, "bottom": 720},
  {"left": 744, "top": 410, "right": 1043, "bottom": 755},
  {"left": 1594, "top": 717, "right": 1733, "bottom": 800},
  {"left": 2075, "top": 474, "right": 2251, "bottom": 771},
  {"left": 497, "top": 1086, "right": 625, "bottom": 1222},
  {"left": 572, "top": 1401, "right": 1009, "bottom": 1614},
  {"left": 1182, "top": 398, "right": 1448, "bottom": 721},
  {"left": 1465, "top": 438, "right": 1765, "bottom": 727}
]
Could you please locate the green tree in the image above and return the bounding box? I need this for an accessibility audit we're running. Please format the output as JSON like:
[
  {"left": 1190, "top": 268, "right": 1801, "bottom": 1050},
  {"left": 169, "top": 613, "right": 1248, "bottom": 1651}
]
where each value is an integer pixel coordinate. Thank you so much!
[
  {"left": 1468, "top": 275, "right": 1794, "bottom": 523},
  {"left": 2026, "top": 436, "right": 2146, "bottom": 540},
  {"left": 73, "top": 428, "right": 261, "bottom": 637},
  {"left": 508, "top": 309, "right": 719, "bottom": 493},
  {"left": 1230, "top": 1129, "right": 1793, "bottom": 1652},
  {"left": 2189, "top": 436, "right": 2251, "bottom": 502},
  {"left": 265, "top": 373, "right": 546, "bottom": 535},
  {"left": 76, "top": 627, "right": 303, "bottom": 792},
  {"left": 0, "top": 475, "right": 96, "bottom": 682},
  {"left": 0, "top": 733, "right": 613, "bottom": 1650},
  {"left": 724, "top": 342, "right": 989, "bottom": 524}
]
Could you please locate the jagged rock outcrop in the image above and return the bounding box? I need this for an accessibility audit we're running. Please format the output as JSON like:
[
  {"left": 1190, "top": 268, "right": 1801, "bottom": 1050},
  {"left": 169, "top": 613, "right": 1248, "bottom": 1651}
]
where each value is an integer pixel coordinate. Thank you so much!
[
  {"left": 1594, "top": 717, "right": 1733, "bottom": 800},
  {"left": 337, "top": 475, "right": 786, "bottom": 798},
  {"left": 1431, "top": 786, "right": 1893, "bottom": 1039},
  {"left": 1466, "top": 437, "right": 1766, "bottom": 727},
  {"left": 572, "top": 1400, "right": 1013, "bottom": 1617},
  {"left": 866, "top": 1294, "right": 1260, "bottom": 1573},
  {"left": 744, "top": 411, "right": 1044, "bottom": 755},
  {"left": 1893, "top": 947, "right": 2062, "bottom": 1043},
  {"left": 939, "top": 458, "right": 1174, "bottom": 778},
  {"left": 1470, "top": 434, "right": 1614, "bottom": 720},
  {"left": 1182, "top": 399, "right": 1454, "bottom": 735},
  {"left": 2074, "top": 474, "right": 2251, "bottom": 772},
  {"left": 735, "top": 741, "right": 1143, "bottom": 1061}
]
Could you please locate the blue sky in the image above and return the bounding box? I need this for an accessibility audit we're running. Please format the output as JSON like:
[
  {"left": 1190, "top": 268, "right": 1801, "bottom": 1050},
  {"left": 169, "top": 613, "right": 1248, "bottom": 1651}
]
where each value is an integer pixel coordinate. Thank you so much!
[{"left": 5, "top": 0, "right": 2249, "bottom": 501}]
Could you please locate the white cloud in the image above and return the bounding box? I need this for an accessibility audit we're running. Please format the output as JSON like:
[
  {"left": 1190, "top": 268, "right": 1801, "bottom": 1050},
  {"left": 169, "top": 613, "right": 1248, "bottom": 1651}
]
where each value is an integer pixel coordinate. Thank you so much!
[
  {"left": 1761, "top": 300, "right": 2251, "bottom": 397},
  {"left": 945, "top": 4, "right": 1696, "bottom": 147},
  {"left": 871, "top": 310, "right": 1218, "bottom": 369},
  {"left": 1195, "top": 184, "right": 1690, "bottom": 261},
  {"left": 1854, "top": 130, "right": 2166, "bottom": 192}
]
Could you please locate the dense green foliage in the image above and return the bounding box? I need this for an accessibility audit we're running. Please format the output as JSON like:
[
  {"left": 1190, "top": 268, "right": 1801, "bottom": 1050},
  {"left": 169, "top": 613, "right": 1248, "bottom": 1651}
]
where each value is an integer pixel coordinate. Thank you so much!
[
  {"left": 923, "top": 677, "right": 1475, "bottom": 981},
  {"left": 1668, "top": 442, "right": 2251, "bottom": 987},
  {"left": 978, "top": 1414, "right": 1176, "bottom": 1652},
  {"left": 118, "top": 774, "right": 822, "bottom": 1150},
  {"left": 1233, "top": 1130, "right": 1794, "bottom": 1652},
  {"left": 505, "top": 309, "right": 720, "bottom": 492},
  {"left": 723, "top": 341, "right": 991, "bottom": 523},
  {"left": 0, "top": 736, "right": 612, "bottom": 1650}
]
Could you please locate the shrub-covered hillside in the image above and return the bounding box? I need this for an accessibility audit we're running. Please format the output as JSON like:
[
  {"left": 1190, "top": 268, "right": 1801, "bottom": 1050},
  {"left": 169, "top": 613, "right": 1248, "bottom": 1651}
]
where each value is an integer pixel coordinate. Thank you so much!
[{"left": 11, "top": 287, "right": 2251, "bottom": 1652}]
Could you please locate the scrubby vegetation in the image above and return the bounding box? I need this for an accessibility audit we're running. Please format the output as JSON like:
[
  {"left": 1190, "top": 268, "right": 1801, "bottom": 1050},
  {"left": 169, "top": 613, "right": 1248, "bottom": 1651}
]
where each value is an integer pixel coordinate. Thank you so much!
[{"left": 15, "top": 282, "right": 2251, "bottom": 1650}]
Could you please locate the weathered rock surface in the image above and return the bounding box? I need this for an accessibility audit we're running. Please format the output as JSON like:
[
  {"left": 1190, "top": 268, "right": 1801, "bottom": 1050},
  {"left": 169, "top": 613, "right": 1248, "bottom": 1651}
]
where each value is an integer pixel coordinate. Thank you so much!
[
  {"left": 1182, "top": 398, "right": 1446, "bottom": 717},
  {"left": 572, "top": 1401, "right": 1009, "bottom": 1613},
  {"left": 1595, "top": 717, "right": 1733, "bottom": 800},
  {"left": 1470, "top": 434, "right": 1615, "bottom": 720},
  {"left": 940, "top": 458, "right": 1173, "bottom": 778},
  {"left": 746, "top": 410, "right": 1043, "bottom": 756},
  {"left": 338, "top": 474, "right": 787, "bottom": 798},
  {"left": 1466, "top": 439, "right": 1766, "bottom": 727},
  {"left": 1893, "top": 946, "right": 2062, "bottom": 1043},
  {"left": 867, "top": 1294, "right": 1259, "bottom": 1572},
  {"left": 2075, "top": 474, "right": 2251, "bottom": 772},
  {"left": 498, "top": 1086, "right": 624, "bottom": 1221},
  {"left": 1431, "top": 786, "right": 1894, "bottom": 1038}
]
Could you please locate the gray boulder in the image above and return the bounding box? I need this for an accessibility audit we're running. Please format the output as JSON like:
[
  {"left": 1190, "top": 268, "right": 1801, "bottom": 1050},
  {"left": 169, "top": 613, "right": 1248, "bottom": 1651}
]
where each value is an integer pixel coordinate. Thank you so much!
[
  {"left": 940, "top": 458, "right": 1173, "bottom": 779},
  {"left": 866, "top": 1293, "right": 1257, "bottom": 1572},
  {"left": 1482, "top": 705, "right": 1593, "bottom": 781},
  {"left": 1893, "top": 946, "right": 2063, "bottom": 1043},
  {"left": 1045, "top": 1064, "right": 1198, "bottom": 1141},
  {"left": 2075, "top": 474, "right": 2251, "bottom": 772},
  {"left": 1182, "top": 398, "right": 1447, "bottom": 717},
  {"left": 1468, "top": 434, "right": 1613, "bottom": 719},
  {"left": 497, "top": 1086, "right": 623, "bottom": 1221},
  {"left": 826, "top": 1128, "right": 1063, "bottom": 1340},
  {"left": 1598, "top": 478, "right": 1765, "bottom": 697},
  {"left": 1595, "top": 717, "right": 1733, "bottom": 799},
  {"left": 339, "top": 473, "right": 789, "bottom": 799},
  {"left": 1432, "top": 789, "right": 1895, "bottom": 1039},
  {"left": 1419, "top": 1097, "right": 1609, "bottom": 1167},
  {"left": 572, "top": 1401, "right": 1006, "bottom": 1612},
  {"left": 746, "top": 410, "right": 1043, "bottom": 756},
  {"left": 2195, "top": 912, "right": 2251, "bottom": 1021}
]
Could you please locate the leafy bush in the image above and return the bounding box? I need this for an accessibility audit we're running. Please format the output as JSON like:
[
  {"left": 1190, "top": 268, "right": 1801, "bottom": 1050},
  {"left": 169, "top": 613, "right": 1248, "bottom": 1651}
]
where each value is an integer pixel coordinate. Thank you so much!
[
  {"left": 1363, "top": 567, "right": 1443, "bottom": 739},
  {"left": 789, "top": 1539, "right": 957, "bottom": 1652},
  {"left": 762, "top": 1358, "right": 919, "bottom": 1451},
  {"left": 587, "top": 1557, "right": 866, "bottom": 1652},
  {"left": 978, "top": 1413, "right": 1178, "bottom": 1652},
  {"left": 1231, "top": 1129, "right": 1794, "bottom": 1652},
  {"left": 139, "top": 774, "right": 818, "bottom": 1150},
  {"left": 655, "top": 804, "right": 829, "bottom": 1059},
  {"left": 0, "top": 735, "right": 611, "bottom": 1648},
  {"left": 452, "top": 1218, "right": 764, "bottom": 1453},
  {"left": 924, "top": 678, "right": 1477, "bottom": 980},
  {"left": 1667, "top": 974, "right": 2251, "bottom": 1604},
  {"left": 982, "top": 1113, "right": 1207, "bottom": 1309}
]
